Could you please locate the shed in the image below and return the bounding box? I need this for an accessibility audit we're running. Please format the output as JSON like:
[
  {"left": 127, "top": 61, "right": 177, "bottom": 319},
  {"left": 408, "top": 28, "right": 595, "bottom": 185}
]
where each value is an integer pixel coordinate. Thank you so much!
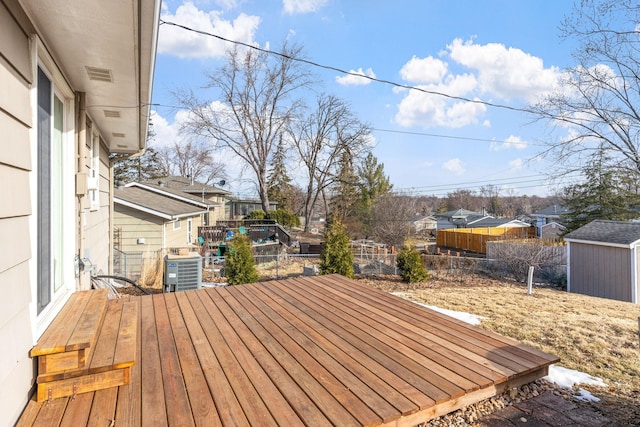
[{"left": 564, "top": 220, "right": 640, "bottom": 303}]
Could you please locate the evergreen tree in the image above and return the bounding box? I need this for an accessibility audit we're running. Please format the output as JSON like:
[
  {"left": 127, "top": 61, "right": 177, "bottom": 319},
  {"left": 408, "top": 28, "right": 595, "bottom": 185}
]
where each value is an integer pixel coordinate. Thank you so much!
[
  {"left": 319, "top": 219, "right": 354, "bottom": 278},
  {"left": 357, "top": 153, "right": 392, "bottom": 234},
  {"left": 267, "top": 138, "right": 296, "bottom": 212},
  {"left": 112, "top": 146, "right": 164, "bottom": 184},
  {"left": 396, "top": 243, "right": 429, "bottom": 283},
  {"left": 225, "top": 234, "right": 259, "bottom": 285},
  {"left": 562, "top": 152, "right": 639, "bottom": 234},
  {"left": 329, "top": 151, "right": 361, "bottom": 229}
]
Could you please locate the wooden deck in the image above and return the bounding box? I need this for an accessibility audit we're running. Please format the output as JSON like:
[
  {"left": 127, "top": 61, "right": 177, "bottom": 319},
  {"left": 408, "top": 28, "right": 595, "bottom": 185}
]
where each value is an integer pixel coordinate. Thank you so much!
[{"left": 18, "top": 274, "right": 559, "bottom": 426}]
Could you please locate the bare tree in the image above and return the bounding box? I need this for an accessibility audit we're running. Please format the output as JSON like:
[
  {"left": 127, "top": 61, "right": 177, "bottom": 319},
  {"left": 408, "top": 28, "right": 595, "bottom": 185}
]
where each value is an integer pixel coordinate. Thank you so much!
[
  {"left": 533, "top": 0, "right": 640, "bottom": 176},
  {"left": 290, "top": 94, "right": 372, "bottom": 231},
  {"left": 156, "top": 140, "right": 226, "bottom": 185},
  {"left": 487, "top": 239, "right": 562, "bottom": 283},
  {"left": 368, "top": 193, "right": 417, "bottom": 247},
  {"left": 178, "top": 41, "right": 312, "bottom": 212}
]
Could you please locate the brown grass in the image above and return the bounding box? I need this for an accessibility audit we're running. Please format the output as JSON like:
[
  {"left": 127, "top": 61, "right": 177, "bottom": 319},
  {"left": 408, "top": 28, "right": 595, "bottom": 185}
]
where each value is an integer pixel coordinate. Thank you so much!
[{"left": 360, "top": 272, "right": 640, "bottom": 424}]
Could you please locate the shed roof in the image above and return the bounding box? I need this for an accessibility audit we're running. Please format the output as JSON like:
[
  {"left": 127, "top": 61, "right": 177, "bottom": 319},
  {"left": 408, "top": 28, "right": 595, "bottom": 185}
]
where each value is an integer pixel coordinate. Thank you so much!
[
  {"left": 114, "top": 187, "right": 207, "bottom": 220},
  {"left": 564, "top": 220, "right": 640, "bottom": 246}
]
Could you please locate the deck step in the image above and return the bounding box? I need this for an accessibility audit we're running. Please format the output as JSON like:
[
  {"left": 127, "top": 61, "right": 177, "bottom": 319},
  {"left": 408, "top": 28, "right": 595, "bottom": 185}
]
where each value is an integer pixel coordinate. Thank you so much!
[
  {"left": 30, "top": 292, "right": 138, "bottom": 402},
  {"left": 31, "top": 289, "right": 110, "bottom": 374}
]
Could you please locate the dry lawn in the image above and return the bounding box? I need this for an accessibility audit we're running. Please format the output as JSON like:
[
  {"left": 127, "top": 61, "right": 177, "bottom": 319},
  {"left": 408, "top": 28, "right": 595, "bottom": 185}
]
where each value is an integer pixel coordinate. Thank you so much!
[{"left": 360, "top": 272, "right": 640, "bottom": 425}]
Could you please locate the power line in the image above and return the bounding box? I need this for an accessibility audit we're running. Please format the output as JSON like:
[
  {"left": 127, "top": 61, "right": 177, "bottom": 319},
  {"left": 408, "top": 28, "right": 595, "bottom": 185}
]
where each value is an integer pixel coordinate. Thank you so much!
[
  {"left": 159, "top": 19, "right": 533, "bottom": 115},
  {"left": 372, "top": 128, "right": 549, "bottom": 148}
]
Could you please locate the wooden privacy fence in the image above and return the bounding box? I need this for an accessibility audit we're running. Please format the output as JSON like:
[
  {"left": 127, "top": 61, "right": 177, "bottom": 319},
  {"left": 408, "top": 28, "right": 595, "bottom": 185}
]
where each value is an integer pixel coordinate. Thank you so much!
[{"left": 436, "top": 226, "right": 536, "bottom": 254}]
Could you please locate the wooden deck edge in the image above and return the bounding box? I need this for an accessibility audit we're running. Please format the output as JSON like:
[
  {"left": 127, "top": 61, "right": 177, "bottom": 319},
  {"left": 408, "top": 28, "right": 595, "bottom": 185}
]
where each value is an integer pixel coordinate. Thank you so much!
[
  {"left": 36, "top": 366, "right": 130, "bottom": 402},
  {"left": 381, "top": 366, "right": 550, "bottom": 427}
]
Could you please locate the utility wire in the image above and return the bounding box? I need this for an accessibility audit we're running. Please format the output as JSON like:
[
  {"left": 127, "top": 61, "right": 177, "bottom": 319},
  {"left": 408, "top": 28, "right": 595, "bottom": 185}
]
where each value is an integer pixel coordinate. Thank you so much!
[{"left": 159, "top": 19, "right": 533, "bottom": 115}]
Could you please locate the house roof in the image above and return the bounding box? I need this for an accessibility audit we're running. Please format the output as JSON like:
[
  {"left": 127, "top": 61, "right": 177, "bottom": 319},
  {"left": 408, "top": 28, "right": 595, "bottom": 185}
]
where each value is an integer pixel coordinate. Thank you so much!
[
  {"left": 128, "top": 182, "right": 223, "bottom": 208},
  {"left": 21, "top": 1, "right": 161, "bottom": 154},
  {"left": 532, "top": 205, "right": 570, "bottom": 217},
  {"left": 435, "top": 208, "right": 483, "bottom": 219},
  {"left": 467, "top": 217, "right": 531, "bottom": 228},
  {"left": 564, "top": 220, "right": 640, "bottom": 247},
  {"left": 152, "top": 176, "right": 231, "bottom": 195},
  {"left": 114, "top": 187, "right": 207, "bottom": 220}
]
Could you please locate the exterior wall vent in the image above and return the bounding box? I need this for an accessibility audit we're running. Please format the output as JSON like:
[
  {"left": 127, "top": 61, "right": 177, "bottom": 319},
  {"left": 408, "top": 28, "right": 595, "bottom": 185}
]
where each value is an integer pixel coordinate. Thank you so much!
[
  {"left": 104, "top": 110, "right": 121, "bottom": 118},
  {"left": 85, "top": 66, "right": 113, "bottom": 82},
  {"left": 112, "top": 132, "right": 126, "bottom": 138}
]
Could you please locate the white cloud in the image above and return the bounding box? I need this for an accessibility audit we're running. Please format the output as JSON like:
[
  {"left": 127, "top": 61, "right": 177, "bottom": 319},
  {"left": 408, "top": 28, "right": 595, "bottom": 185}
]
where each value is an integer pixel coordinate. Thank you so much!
[
  {"left": 158, "top": 2, "right": 260, "bottom": 58},
  {"left": 335, "top": 68, "right": 376, "bottom": 86},
  {"left": 400, "top": 56, "right": 448, "bottom": 84},
  {"left": 447, "top": 38, "right": 561, "bottom": 103},
  {"left": 393, "top": 38, "right": 563, "bottom": 130},
  {"left": 394, "top": 73, "right": 486, "bottom": 128},
  {"left": 490, "top": 135, "right": 528, "bottom": 151},
  {"left": 442, "top": 158, "right": 465, "bottom": 175},
  {"left": 283, "top": 0, "right": 328, "bottom": 14},
  {"left": 509, "top": 158, "right": 524, "bottom": 170}
]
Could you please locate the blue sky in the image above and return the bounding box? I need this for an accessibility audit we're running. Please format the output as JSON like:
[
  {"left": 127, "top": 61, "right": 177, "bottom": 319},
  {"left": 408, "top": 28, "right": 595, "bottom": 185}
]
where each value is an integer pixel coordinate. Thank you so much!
[{"left": 151, "top": 0, "right": 580, "bottom": 198}]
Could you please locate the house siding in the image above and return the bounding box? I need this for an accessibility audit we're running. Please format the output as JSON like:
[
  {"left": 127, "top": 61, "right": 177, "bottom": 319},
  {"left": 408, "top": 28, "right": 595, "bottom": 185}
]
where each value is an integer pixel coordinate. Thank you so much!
[
  {"left": 0, "top": 1, "right": 35, "bottom": 424},
  {"left": 81, "top": 146, "right": 112, "bottom": 281},
  {"left": 569, "top": 243, "right": 632, "bottom": 302},
  {"left": 114, "top": 205, "right": 165, "bottom": 254}
]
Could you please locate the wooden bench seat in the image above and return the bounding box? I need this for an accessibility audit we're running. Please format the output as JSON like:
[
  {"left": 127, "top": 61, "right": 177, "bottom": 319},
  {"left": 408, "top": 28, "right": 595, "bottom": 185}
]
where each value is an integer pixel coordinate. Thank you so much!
[{"left": 30, "top": 290, "right": 138, "bottom": 402}]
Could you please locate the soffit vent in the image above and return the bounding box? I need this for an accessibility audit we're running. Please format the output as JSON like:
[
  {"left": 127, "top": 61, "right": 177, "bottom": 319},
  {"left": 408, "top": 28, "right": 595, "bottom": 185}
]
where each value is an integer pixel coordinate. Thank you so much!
[
  {"left": 104, "top": 110, "right": 121, "bottom": 118},
  {"left": 117, "top": 144, "right": 128, "bottom": 148},
  {"left": 112, "top": 132, "right": 126, "bottom": 138},
  {"left": 85, "top": 66, "right": 113, "bottom": 83}
]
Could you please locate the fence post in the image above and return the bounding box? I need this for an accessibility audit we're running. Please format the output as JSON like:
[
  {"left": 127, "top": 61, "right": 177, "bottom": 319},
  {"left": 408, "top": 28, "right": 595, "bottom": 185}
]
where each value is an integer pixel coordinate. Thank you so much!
[{"left": 527, "top": 266, "right": 535, "bottom": 295}]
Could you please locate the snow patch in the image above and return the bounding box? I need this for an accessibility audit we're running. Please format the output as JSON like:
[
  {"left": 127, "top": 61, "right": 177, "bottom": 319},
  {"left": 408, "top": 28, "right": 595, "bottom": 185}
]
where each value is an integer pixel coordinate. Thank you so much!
[
  {"left": 545, "top": 365, "right": 606, "bottom": 402},
  {"left": 392, "top": 293, "right": 485, "bottom": 325}
]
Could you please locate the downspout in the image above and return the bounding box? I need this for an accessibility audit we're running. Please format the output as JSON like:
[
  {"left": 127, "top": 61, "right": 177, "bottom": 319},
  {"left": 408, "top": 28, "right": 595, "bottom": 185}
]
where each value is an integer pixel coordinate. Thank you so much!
[
  {"left": 566, "top": 243, "right": 571, "bottom": 293},
  {"left": 76, "top": 92, "right": 87, "bottom": 290},
  {"left": 631, "top": 244, "right": 637, "bottom": 304}
]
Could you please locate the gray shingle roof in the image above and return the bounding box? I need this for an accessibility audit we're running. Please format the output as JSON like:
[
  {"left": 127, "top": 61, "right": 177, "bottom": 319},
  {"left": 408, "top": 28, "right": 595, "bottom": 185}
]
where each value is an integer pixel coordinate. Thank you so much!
[
  {"left": 564, "top": 220, "right": 640, "bottom": 245},
  {"left": 532, "top": 205, "right": 570, "bottom": 217},
  {"left": 114, "top": 187, "right": 207, "bottom": 219}
]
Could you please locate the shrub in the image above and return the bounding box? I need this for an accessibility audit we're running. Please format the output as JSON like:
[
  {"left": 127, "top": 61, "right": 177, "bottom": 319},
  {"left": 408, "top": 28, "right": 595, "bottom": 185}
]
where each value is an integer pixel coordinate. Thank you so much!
[
  {"left": 266, "top": 208, "right": 301, "bottom": 228},
  {"left": 225, "top": 234, "right": 259, "bottom": 285},
  {"left": 245, "top": 209, "right": 266, "bottom": 220},
  {"left": 396, "top": 245, "right": 429, "bottom": 283},
  {"left": 320, "top": 220, "right": 354, "bottom": 278}
]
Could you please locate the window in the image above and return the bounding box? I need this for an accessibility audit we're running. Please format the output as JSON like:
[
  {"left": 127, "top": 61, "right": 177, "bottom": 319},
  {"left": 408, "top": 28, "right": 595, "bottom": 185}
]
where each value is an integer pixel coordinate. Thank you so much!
[
  {"left": 173, "top": 219, "right": 181, "bottom": 230},
  {"left": 37, "top": 67, "right": 67, "bottom": 313}
]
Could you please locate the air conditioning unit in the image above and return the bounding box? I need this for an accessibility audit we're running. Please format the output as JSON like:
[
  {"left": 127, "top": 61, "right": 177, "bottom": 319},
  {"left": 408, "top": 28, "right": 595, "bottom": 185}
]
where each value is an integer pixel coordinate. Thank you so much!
[{"left": 163, "top": 253, "right": 202, "bottom": 293}]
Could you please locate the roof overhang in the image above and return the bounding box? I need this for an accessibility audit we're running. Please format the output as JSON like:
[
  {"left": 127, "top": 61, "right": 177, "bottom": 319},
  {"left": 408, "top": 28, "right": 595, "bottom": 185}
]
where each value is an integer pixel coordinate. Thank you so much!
[
  {"left": 114, "top": 197, "right": 207, "bottom": 221},
  {"left": 564, "top": 238, "right": 640, "bottom": 249},
  {"left": 21, "top": 0, "right": 161, "bottom": 154}
]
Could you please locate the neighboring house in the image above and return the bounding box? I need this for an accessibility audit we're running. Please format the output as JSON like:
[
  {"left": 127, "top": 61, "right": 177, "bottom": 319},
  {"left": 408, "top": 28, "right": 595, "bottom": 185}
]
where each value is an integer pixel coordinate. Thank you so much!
[
  {"left": 564, "top": 220, "right": 640, "bottom": 303},
  {"left": 0, "top": 0, "right": 160, "bottom": 424},
  {"left": 540, "top": 221, "right": 566, "bottom": 239},
  {"left": 434, "top": 208, "right": 491, "bottom": 229},
  {"left": 150, "top": 176, "right": 230, "bottom": 224},
  {"left": 412, "top": 214, "right": 437, "bottom": 235},
  {"left": 465, "top": 217, "right": 532, "bottom": 229},
  {"left": 114, "top": 186, "right": 207, "bottom": 254},
  {"left": 229, "top": 197, "right": 278, "bottom": 218},
  {"left": 531, "top": 204, "right": 570, "bottom": 236}
]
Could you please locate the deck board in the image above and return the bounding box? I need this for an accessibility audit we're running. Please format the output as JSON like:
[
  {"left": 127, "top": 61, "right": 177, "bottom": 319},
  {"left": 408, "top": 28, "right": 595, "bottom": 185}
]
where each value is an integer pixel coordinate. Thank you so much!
[{"left": 19, "top": 275, "right": 559, "bottom": 426}]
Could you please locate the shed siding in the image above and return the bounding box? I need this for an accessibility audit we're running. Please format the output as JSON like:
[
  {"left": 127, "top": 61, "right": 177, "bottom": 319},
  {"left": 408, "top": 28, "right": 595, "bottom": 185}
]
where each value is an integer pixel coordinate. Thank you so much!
[
  {"left": 0, "top": 1, "right": 35, "bottom": 423},
  {"left": 570, "top": 243, "right": 632, "bottom": 302}
]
